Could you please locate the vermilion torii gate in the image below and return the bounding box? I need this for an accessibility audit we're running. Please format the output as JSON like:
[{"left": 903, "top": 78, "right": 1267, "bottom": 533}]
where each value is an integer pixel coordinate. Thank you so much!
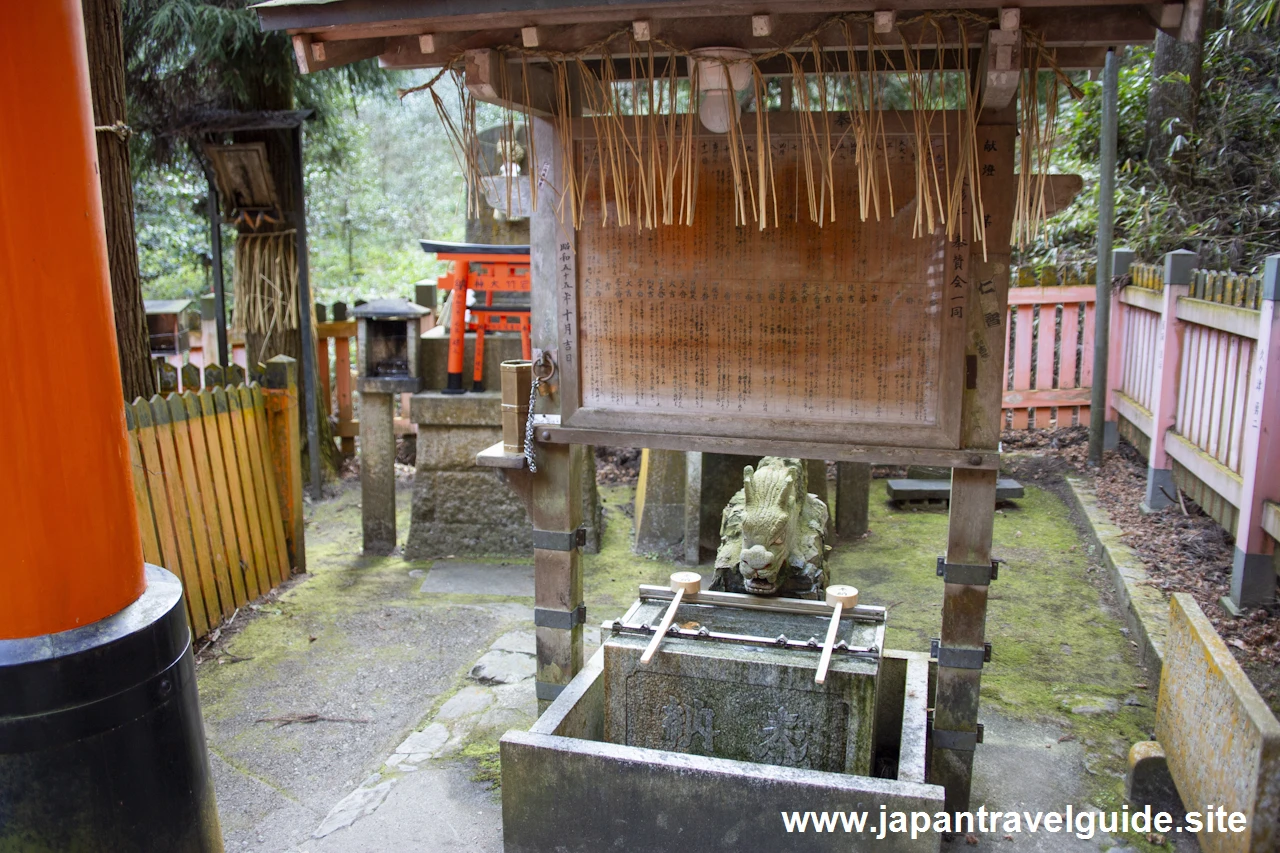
[{"left": 0, "top": 3, "right": 220, "bottom": 849}]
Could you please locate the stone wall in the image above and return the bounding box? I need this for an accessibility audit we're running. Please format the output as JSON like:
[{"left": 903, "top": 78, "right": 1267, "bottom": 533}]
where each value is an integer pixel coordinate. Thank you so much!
[
  {"left": 1153, "top": 594, "right": 1280, "bottom": 853},
  {"left": 417, "top": 329, "right": 525, "bottom": 392},
  {"left": 405, "top": 392, "right": 532, "bottom": 557},
  {"left": 405, "top": 391, "right": 601, "bottom": 558}
]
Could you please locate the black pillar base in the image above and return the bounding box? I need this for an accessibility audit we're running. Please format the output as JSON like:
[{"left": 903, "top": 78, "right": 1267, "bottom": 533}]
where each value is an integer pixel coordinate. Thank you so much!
[
  {"left": 442, "top": 372, "right": 465, "bottom": 394},
  {"left": 0, "top": 565, "right": 222, "bottom": 852}
]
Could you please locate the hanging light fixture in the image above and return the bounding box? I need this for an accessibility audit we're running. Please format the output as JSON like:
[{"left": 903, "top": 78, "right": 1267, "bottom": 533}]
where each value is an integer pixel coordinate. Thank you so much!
[{"left": 688, "top": 47, "right": 752, "bottom": 133}]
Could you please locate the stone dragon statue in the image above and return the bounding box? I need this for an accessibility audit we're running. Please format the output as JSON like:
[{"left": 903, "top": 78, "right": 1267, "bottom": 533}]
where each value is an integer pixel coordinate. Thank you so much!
[{"left": 711, "top": 457, "right": 829, "bottom": 598}]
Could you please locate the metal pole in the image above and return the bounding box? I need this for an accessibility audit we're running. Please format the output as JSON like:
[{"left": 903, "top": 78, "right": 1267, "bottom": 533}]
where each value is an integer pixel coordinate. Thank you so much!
[
  {"left": 206, "top": 174, "right": 229, "bottom": 367},
  {"left": 292, "top": 123, "right": 323, "bottom": 500},
  {"left": 1088, "top": 48, "right": 1119, "bottom": 466}
]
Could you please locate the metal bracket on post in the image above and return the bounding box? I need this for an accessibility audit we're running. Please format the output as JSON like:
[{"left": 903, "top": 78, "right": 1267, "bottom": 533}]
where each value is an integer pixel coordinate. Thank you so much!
[
  {"left": 936, "top": 556, "right": 1001, "bottom": 585},
  {"left": 535, "top": 681, "right": 565, "bottom": 702},
  {"left": 532, "top": 527, "right": 587, "bottom": 552},
  {"left": 930, "top": 638, "right": 992, "bottom": 669},
  {"left": 534, "top": 603, "right": 586, "bottom": 630},
  {"left": 929, "top": 717, "right": 985, "bottom": 751}
]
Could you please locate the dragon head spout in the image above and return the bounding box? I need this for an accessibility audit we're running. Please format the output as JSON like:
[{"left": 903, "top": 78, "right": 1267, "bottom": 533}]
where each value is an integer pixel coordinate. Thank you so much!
[{"left": 737, "top": 460, "right": 802, "bottom": 595}]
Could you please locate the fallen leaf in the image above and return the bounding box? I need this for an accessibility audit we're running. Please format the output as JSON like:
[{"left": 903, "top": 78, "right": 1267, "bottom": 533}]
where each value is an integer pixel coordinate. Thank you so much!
[
  {"left": 965, "top": 833, "right": 979, "bottom": 845},
  {"left": 309, "top": 636, "right": 318, "bottom": 643},
  {"left": 1230, "top": 638, "right": 1247, "bottom": 650},
  {"left": 1057, "top": 734, "right": 1076, "bottom": 743},
  {"left": 1146, "top": 832, "right": 1165, "bottom": 844},
  {"left": 1134, "top": 682, "right": 1148, "bottom": 689},
  {"left": 1004, "top": 835, "right": 1013, "bottom": 841}
]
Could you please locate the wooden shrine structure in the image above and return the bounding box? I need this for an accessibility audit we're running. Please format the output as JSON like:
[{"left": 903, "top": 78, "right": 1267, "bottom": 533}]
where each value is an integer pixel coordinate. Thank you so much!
[{"left": 256, "top": 0, "right": 1177, "bottom": 811}]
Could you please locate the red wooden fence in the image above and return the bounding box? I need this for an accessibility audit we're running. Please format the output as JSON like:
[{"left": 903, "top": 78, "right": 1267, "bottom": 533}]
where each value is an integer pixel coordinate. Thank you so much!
[{"left": 1002, "top": 264, "right": 1097, "bottom": 430}]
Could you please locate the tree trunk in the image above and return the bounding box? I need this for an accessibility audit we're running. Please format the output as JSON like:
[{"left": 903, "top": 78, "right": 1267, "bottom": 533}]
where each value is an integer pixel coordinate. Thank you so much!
[
  {"left": 83, "top": 0, "right": 155, "bottom": 401},
  {"left": 1145, "top": 2, "right": 1208, "bottom": 177}
]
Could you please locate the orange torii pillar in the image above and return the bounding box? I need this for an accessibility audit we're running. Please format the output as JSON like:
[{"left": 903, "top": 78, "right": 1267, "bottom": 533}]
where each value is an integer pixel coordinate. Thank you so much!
[{"left": 0, "top": 3, "right": 221, "bottom": 849}]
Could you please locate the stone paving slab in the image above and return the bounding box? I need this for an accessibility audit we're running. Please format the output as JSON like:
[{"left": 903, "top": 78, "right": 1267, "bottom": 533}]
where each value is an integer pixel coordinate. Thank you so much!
[
  {"left": 306, "top": 763, "right": 503, "bottom": 853},
  {"left": 306, "top": 629, "right": 539, "bottom": 845},
  {"left": 419, "top": 562, "right": 535, "bottom": 596}
]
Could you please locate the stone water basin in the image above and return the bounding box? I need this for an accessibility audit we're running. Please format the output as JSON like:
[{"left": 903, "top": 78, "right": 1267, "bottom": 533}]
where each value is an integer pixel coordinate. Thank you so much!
[{"left": 500, "top": 587, "right": 944, "bottom": 852}]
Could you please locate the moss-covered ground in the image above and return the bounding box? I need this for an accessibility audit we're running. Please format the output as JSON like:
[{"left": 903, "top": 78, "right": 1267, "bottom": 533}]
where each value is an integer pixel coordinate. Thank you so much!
[{"left": 201, "top": 470, "right": 1165, "bottom": 850}]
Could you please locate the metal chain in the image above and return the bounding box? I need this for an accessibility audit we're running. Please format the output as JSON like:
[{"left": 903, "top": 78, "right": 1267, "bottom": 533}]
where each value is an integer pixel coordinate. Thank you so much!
[{"left": 524, "top": 375, "right": 540, "bottom": 473}]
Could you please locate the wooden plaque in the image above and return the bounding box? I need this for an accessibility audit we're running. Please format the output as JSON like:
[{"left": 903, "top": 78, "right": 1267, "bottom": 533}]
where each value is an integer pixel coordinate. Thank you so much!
[{"left": 560, "top": 132, "right": 970, "bottom": 451}]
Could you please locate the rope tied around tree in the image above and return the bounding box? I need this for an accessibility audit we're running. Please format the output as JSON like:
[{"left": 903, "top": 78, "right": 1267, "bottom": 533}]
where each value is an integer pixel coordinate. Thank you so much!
[{"left": 94, "top": 120, "right": 133, "bottom": 141}]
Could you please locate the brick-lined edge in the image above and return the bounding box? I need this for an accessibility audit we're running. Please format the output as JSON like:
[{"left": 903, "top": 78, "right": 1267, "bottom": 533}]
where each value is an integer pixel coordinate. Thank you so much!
[{"left": 1066, "top": 476, "right": 1169, "bottom": 692}]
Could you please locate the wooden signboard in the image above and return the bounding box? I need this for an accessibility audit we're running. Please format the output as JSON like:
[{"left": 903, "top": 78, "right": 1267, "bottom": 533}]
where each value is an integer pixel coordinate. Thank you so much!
[{"left": 556, "top": 127, "right": 972, "bottom": 454}]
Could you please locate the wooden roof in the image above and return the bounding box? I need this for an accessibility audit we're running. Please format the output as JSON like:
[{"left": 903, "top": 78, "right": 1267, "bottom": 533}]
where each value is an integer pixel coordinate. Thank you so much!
[{"left": 256, "top": 0, "right": 1185, "bottom": 75}]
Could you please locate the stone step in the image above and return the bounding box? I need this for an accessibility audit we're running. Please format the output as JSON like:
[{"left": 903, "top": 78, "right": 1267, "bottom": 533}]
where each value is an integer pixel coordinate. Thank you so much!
[{"left": 885, "top": 478, "right": 1025, "bottom": 503}]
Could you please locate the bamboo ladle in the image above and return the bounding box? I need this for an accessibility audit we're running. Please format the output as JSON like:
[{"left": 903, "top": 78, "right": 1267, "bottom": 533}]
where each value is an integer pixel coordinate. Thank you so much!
[
  {"left": 640, "top": 571, "right": 703, "bottom": 664},
  {"left": 814, "top": 585, "right": 859, "bottom": 685}
]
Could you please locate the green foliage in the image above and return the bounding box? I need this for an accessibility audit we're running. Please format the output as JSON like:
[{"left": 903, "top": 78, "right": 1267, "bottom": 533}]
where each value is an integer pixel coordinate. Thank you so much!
[
  {"left": 134, "top": 164, "right": 214, "bottom": 299},
  {"left": 123, "top": 0, "right": 386, "bottom": 167},
  {"left": 134, "top": 70, "right": 473, "bottom": 303},
  {"left": 303, "top": 82, "right": 471, "bottom": 303},
  {"left": 1061, "top": 52, "right": 1151, "bottom": 168},
  {"left": 123, "top": 1, "right": 470, "bottom": 303},
  {"left": 1026, "top": 7, "right": 1280, "bottom": 271}
]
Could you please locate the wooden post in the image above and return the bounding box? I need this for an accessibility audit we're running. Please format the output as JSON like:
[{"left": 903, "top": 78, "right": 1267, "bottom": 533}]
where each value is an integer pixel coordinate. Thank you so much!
[
  {"left": 929, "top": 111, "right": 1014, "bottom": 812},
  {"left": 527, "top": 114, "right": 586, "bottom": 710},
  {"left": 206, "top": 172, "right": 230, "bottom": 367},
  {"left": 1089, "top": 48, "right": 1119, "bottom": 466},
  {"left": 291, "top": 123, "right": 323, "bottom": 501},
  {"left": 1227, "top": 254, "right": 1280, "bottom": 609},
  {"left": 1142, "top": 250, "right": 1196, "bottom": 511},
  {"left": 156, "top": 358, "right": 178, "bottom": 394},
  {"left": 333, "top": 301, "right": 355, "bottom": 455},
  {"left": 315, "top": 302, "right": 332, "bottom": 418},
  {"left": 181, "top": 363, "right": 201, "bottom": 393},
  {"left": 1103, "top": 248, "right": 1136, "bottom": 451},
  {"left": 264, "top": 354, "right": 305, "bottom": 573}
]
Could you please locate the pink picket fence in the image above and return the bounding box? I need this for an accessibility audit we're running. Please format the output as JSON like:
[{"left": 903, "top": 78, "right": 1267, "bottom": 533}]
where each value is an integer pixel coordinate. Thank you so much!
[{"left": 1105, "top": 251, "right": 1280, "bottom": 607}]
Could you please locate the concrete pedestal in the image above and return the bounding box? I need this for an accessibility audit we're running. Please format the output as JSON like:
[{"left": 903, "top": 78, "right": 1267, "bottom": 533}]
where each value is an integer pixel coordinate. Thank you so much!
[
  {"left": 836, "top": 461, "right": 871, "bottom": 539},
  {"left": 406, "top": 392, "right": 601, "bottom": 557},
  {"left": 419, "top": 329, "right": 525, "bottom": 391},
  {"left": 1141, "top": 466, "right": 1176, "bottom": 513},
  {"left": 633, "top": 449, "right": 687, "bottom": 557},
  {"left": 406, "top": 392, "right": 533, "bottom": 556},
  {"left": 360, "top": 391, "right": 397, "bottom": 554}
]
